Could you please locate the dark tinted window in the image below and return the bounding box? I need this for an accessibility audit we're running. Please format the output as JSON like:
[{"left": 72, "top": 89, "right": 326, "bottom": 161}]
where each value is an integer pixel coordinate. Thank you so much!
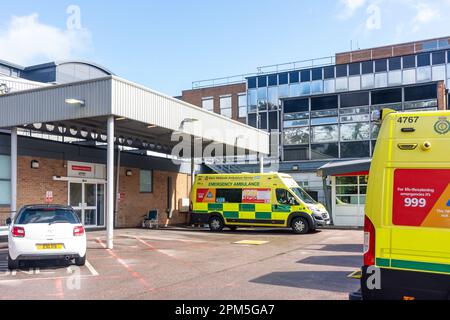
[
  {"left": 268, "top": 74, "right": 278, "bottom": 86},
  {"left": 16, "top": 208, "right": 79, "bottom": 225},
  {"left": 349, "top": 63, "right": 361, "bottom": 76},
  {"left": 371, "top": 88, "right": 402, "bottom": 105},
  {"left": 340, "top": 141, "right": 370, "bottom": 158},
  {"left": 258, "top": 76, "right": 267, "bottom": 87},
  {"left": 403, "top": 55, "right": 416, "bottom": 68},
  {"left": 284, "top": 147, "right": 309, "bottom": 161},
  {"left": 247, "top": 77, "right": 257, "bottom": 89},
  {"left": 432, "top": 51, "right": 446, "bottom": 65},
  {"left": 216, "top": 189, "right": 243, "bottom": 204},
  {"left": 279, "top": 73, "right": 289, "bottom": 85},
  {"left": 259, "top": 112, "right": 268, "bottom": 130},
  {"left": 300, "top": 70, "right": 311, "bottom": 82},
  {"left": 312, "top": 68, "right": 323, "bottom": 81},
  {"left": 284, "top": 98, "right": 309, "bottom": 113},
  {"left": 311, "top": 143, "right": 338, "bottom": 160},
  {"left": 269, "top": 111, "right": 278, "bottom": 131},
  {"left": 248, "top": 114, "right": 257, "bottom": 127},
  {"left": 324, "top": 66, "right": 335, "bottom": 79},
  {"left": 340, "top": 92, "right": 370, "bottom": 108},
  {"left": 417, "top": 53, "right": 431, "bottom": 67},
  {"left": 389, "top": 57, "right": 401, "bottom": 70},
  {"left": 336, "top": 65, "right": 348, "bottom": 77},
  {"left": 311, "top": 95, "right": 338, "bottom": 111},
  {"left": 375, "top": 59, "right": 387, "bottom": 72},
  {"left": 289, "top": 71, "right": 300, "bottom": 83},
  {"left": 404, "top": 84, "right": 437, "bottom": 102},
  {"left": 361, "top": 61, "right": 374, "bottom": 74}
]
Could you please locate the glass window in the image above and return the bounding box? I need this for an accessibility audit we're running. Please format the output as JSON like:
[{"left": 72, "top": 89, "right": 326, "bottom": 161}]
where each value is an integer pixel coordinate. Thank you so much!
[
  {"left": 284, "top": 98, "right": 309, "bottom": 113},
  {"left": 283, "top": 127, "right": 310, "bottom": 145},
  {"left": 417, "top": 53, "right": 431, "bottom": 67},
  {"left": 140, "top": 170, "right": 153, "bottom": 193},
  {"left": 202, "top": 98, "right": 214, "bottom": 112},
  {"left": 375, "top": 59, "right": 387, "bottom": 72},
  {"left": 0, "top": 155, "right": 11, "bottom": 205},
  {"left": 388, "top": 70, "right": 402, "bottom": 85},
  {"left": 257, "top": 87, "right": 267, "bottom": 110},
  {"left": 268, "top": 87, "right": 279, "bottom": 110},
  {"left": 311, "top": 109, "right": 338, "bottom": 117},
  {"left": 311, "top": 117, "right": 338, "bottom": 125},
  {"left": 289, "top": 71, "right": 300, "bottom": 83},
  {"left": 432, "top": 65, "right": 446, "bottom": 81},
  {"left": 0, "top": 155, "right": 11, "bottom": 180},
  {"left": 284, "top": 147, "right": 310, "bottom": 161},
  {"left": 403, "top": 69, "right": 416, "bottom": 85},
  {"left": 0, "top": 180, "right": 11, "bottom": 205},
  {"left": 312, "top": 68, "right": 323, "bottom": 81},
  {"left": 361, "top": 74, "right": 374, "bottom": 89},
  {"left": 324, "top": 66, "right": 335, "bottom": 79},
  {"left": 340, "top": 114, "right": 370, "bottom": 123},
  {"left": 248, "top": 89, "right": 257, "bottom": 108},
  {"left": 312, "top": 125, "right": 339, "bottom": 143},
  {"left": 289, "top": 83, "right": 301, "bottom": 97},
  {"left": 238, "top": 93, "right": 247, "bottom": 118},
  {"left": 417, "top": 66, "right": 431, "bottom": 82},
  {"left": 268, "top": 75, "right": 278, "bottom": 86},
  {"left": 259, "top": 112, "right": 268, "bottom": 130},
  {"left": 389, "top": 57, "right": 401, "bottom": 70},
  {"left": 220, "top": 96, "right": 232, "bottom": 118},
  {"left": 284, "top": 111, "right": 309, "bottom": 120},
  {"left": 403, "top": 55, "right": 416, "bottom": 69},
  {"left": 340, "top": 123, "right": 370, "bottom": 141},
  {"left": 336, "top": 65, "right": 348, "bottom": 78},
  {"left": 335, "top": 77, "right": 348, "bottom": 91},
  {"left": 374, "top": 73, "right": 388, "bottom": 88},
  {"left": 258, "top": 76, "right": 267, "bottom": 87},
  {"left": 248, "top": 77, "right": 257, "bottom": 89},
  {"left": 432, "top": 51, "right": 446, "bottom": 65},
  {"left": 284, "top": 119, "right": 309, "bottom": 128},
  {"left": 372, "top": 88, "right": 402, "bottom": 105},
  {"left": 404, "top": 84, "right": 437, "bottom": 102},
  {"left": 340, "top": 106, "right": 369, "bottom": 115},
  {"left": 300, "top": 70, "right": 311, "bottom": 82},
  {"left": 269, "top": 112, "right": 278, "bottom": 131},
  {"left": 299, "top": 82, "right": 311, "bottom": 95},
  {"left": 279, "top": 84, "right": 289, "bottom": 98},
  {"left": 248, "top": 114, "right": 257, "bottom": 127},
  {"left": 349, "top": 63, "right": 361, "bottom": 76},
  {"left": 340, "top": 141, "right": 370, "bottom": 158},
  {"left": 311, "top": 80, "right": 323, "bottom": 94},
  {"left": 311, "top": 143, "right": 338, "bottom": 160},
  {"left": 348, "top": 76, "right": 361, "bottom": 91},
  {"left": 422, "top": 40, "right": 438, "bottom": 51},
  {"left": 215, "top": 189, "right": 243, "bottom": 204},
  {"left": 276, "top": 189, "right": 298, "bottom": 205},
  {"left": 279, "top": 73, "right": 289, "bottom": 85},
  {"left": 324, "top": 79, "right": 335, "bottom": 93},
  {"left": 361, "top": 61, "right": 374, "bottom": 74},
  {"left": 341, "top": 92, "right": 369, "bottom": 108},
  {"left": 311, "top": 95, "right": 338, "bottom": 110},
  {"left": 371, "top": 123, "right": 381, "bottom": 140}
]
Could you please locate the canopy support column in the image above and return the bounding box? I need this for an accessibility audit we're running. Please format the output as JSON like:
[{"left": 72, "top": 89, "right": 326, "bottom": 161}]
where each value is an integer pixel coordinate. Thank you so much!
[
  {"left": 107, "top": 116, "right": 115, "bottom": 249},
  {"left": 259, "top": 154, "right": 264, "bottom": 173},
  {"left": 10, "top": 128, "right": 17, "bottom": 220}
]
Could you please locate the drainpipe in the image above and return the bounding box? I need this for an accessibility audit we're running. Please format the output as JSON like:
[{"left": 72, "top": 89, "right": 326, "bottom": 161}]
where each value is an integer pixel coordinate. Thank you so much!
[{"left": 114, "top": 146, "right": 121, "bottom": 228}]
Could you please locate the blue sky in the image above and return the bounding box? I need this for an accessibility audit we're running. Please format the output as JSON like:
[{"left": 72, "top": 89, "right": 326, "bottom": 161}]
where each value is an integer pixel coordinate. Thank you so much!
[{"left": 0, "top": 0, "right": 449, "bottom": 95}]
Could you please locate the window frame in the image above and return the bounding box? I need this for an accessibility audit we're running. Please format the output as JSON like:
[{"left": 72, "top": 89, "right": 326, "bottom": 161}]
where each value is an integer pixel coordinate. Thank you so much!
[{"left": 139, "top": 169, "right": 153, "bottom": 193}]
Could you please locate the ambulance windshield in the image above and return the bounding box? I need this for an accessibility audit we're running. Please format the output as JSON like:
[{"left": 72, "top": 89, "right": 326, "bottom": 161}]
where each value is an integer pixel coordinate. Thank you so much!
[{"left": 291, "top": 188, "right": 316, "bottom": 204}]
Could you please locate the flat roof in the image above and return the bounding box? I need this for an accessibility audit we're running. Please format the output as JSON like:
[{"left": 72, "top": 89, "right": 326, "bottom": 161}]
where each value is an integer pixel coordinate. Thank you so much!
[{"left": 0, "top": 75, "right": 270, "bottom": 155}]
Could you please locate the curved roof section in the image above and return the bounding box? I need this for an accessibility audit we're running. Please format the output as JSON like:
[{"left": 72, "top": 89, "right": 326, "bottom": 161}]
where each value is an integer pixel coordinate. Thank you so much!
[{"left": 24, "top": 60, "right": 115, "bottom": 75}]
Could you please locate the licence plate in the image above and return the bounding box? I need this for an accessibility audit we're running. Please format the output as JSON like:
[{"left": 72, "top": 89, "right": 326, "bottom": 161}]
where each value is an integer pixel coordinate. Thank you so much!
[{"left": 36, "top": 244, "right": 64, "bottom": 250}]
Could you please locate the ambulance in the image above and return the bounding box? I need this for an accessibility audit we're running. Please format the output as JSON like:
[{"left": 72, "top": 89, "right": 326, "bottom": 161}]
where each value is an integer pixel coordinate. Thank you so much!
[
  {"left": 189, "top": 173, "right": 330, "bottom": 234},
  {"left": 359, "top": 109, "right": 450, "bottom": 300}
]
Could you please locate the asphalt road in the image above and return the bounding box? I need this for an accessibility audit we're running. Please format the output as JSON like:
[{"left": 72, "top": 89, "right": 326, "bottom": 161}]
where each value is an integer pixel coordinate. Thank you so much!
[{"left": 0, "top": 228, "right": 363, "bottom": 300}]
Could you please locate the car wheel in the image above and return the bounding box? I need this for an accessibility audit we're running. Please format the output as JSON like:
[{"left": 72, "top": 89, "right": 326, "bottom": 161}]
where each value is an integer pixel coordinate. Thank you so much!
[
  {"left": 209, "top": 216, "right": 224, "bottom": 232},
  {"left": 228, "top": 226, "right": 238, "bottom": 232},
  {"left": 8, "top": 254, "right": 19, "bottom": 270},
  {"left": 291, "top": 217, "right": 310, "bottom": 234},
  {"left": 75, "top": 255, "right": 86, "bottom": 267}
]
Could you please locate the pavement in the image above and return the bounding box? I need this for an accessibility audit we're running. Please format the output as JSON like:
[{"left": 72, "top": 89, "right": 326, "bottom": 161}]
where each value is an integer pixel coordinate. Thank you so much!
[{"left": 0, "top": 227, "right": 363, "bottom": 300}]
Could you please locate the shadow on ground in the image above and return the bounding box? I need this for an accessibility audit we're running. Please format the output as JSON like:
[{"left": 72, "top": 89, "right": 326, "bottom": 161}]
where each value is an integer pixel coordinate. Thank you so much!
[
  {"left": 298, "top": 255, "right": 362, "bottom": 268},
  {"left": 161, "top": 227, "right": 322, "bottom": 237},
  {"left": 0, "top": 250, "right": 73, "bottom": 272},
  {"left": 319, "top": 244, "right": 363, "bottom": 253},
  {"left": 250, "top": 271, "right": 358, "bottom": 293}
]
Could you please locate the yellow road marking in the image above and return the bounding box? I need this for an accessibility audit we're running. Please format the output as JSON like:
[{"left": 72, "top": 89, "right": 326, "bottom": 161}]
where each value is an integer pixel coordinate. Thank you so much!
[{"left": 233, "top": 240, "right": 269, "bottom": 245}]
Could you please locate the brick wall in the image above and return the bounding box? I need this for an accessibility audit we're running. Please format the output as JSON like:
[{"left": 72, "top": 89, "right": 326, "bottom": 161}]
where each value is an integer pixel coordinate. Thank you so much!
[
  {"left": 181, "top": 83, "right": 247, "bottom": 123},
  {"left": 437, "top": 81, "right": 447, "bottom": 110},
  {"left": 0, "top": 156, "right": 192, "bottom": 228}
]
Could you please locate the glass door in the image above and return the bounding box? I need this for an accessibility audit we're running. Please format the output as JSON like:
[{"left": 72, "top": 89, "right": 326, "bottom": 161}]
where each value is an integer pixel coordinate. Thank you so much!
[{"left": 69, "top": 182, "right": 105, "bottom": 228}]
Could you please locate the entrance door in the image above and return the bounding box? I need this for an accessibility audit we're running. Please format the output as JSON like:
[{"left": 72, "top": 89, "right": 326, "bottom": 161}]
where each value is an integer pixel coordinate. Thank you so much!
[{"left": 69, "top": 182, "right": 105, "bottom": 227}]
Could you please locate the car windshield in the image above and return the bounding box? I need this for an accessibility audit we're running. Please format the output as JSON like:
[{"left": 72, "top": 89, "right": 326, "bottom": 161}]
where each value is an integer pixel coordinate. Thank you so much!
[
  {"left": 15, "top": 209, "right": 80, "bottom": 225},
  {"left": 291, "top": 188, "right": 317, "bottom": 205}
]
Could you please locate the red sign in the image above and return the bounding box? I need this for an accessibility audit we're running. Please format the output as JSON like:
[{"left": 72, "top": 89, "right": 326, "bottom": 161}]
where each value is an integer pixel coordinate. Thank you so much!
[
  {"left": 242, "top": 189, "right": 271, "bottom": 204},
  {"left": 393, "top": 169, "right": 450, "bottom": 228},
  {"left": 71, "top": 165, "right": 92, "bottom": 172},
  {"left": 45, "top": 191, "right": 53, "bottom": 204}
]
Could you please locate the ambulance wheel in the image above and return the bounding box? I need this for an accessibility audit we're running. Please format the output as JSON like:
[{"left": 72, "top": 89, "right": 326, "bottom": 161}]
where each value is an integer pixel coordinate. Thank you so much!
[
  {"left": 8, "top": 254, "right": 19, "bottom": 270},
  {"left": 228, "top": 226, "right": 238, "bottom": 232},
  {"left": 209, "top": 216, "right": 224, "bottom": 232},
  {"left": 291, "top": 217, "right": 310, "bottom": 234}
]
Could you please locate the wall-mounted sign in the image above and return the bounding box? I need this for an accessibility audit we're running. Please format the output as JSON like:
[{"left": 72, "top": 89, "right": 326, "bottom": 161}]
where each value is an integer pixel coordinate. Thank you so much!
[
  {"left": 45, "top": 191, "right": 53, "bottom": 204},
  {"left": 67, "top": 161, "right": 106, "bottom": 179}
]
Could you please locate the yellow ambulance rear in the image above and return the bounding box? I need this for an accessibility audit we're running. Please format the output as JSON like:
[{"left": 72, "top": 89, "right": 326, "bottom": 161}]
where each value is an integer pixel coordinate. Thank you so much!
[
  {"left": 360, "top": 109, "right": 450, "bottom": 300},
  {"left": 189, "top": 173, "right": 330, "bottom": 234}
]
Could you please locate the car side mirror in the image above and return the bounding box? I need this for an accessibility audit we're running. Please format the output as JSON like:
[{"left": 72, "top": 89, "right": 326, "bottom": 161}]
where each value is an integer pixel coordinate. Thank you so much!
[{"left": 5, "top": 218, "right": 12, "bottom": 225}]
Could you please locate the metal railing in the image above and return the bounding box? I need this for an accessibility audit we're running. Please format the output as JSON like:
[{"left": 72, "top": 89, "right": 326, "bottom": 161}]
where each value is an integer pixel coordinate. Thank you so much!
[
  {"left": 192, "top": 74, "right": 255, "bottom": 89},
  {"left": 256, "top": 56, "right": 336, "bottom": 75}
]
